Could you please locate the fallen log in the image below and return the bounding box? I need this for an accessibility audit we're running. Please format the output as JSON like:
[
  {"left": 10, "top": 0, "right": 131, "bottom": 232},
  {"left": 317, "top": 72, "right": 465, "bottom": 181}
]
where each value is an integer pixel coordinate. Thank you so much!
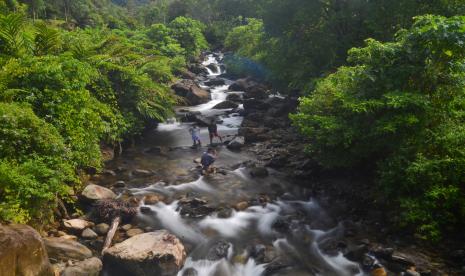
[
  {"left": 102, "top": 216, "right": 121, "bottom": 254},
  {"left": 92, "top": 199, "right": 138, "bottom": 255}
]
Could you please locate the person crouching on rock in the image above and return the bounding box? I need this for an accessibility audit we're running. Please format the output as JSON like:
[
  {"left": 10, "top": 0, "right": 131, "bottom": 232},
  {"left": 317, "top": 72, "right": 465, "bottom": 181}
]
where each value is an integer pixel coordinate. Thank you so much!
[
  {"left": 201, "top": 148, "right": 217, "bottom": 175},
  {"left": 189, "top": 124, "right": 201, "bottom": 148},
  {"left": 208, "top": 119, "right": 223, "bottom": 145}
]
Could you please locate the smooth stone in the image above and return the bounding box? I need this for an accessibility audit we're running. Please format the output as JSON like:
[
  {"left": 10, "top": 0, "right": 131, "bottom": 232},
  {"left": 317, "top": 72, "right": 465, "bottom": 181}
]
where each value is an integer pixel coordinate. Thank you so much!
[
  {"left": 121, "top": 224, "right": 132, "bottom": 231},
  {"left": 95, "top": 223, "right": 110, "bottom": 235},
  {"left": 44, "top": 237, "right": 92, "bottom": 261},
  {"left": 63, "top": 219, "right": 92, "bottom": 232},
  {"left": 126, "top": 228, "right": 144, "bottom": 237},
  {"left": 61, "top": 257, "right": 102, "bottom": 276},
  {"left": 103, "top": 230, "right": 186, "bottom": 276},
  {"left": 81, "top": 228, "right": 98, "bottom": 240},
  {"left": 132, "top": 169, "right": 152, "bottom": 177},
  {"left": 0, "top": 224, "right": 54, "bottom": 276},
  {"left": 235, "top": 201, "right": 249, "bottom": 211},
  {"left": 81, "top": 184, "right": 116, "bottom": 201}
]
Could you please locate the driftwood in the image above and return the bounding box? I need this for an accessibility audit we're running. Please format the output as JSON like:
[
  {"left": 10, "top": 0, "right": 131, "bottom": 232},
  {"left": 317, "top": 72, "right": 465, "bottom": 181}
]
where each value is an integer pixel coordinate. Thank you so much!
[
  {"left": 93, "top": 199, "right": 138, "bottom": 255},
  {"left": 102, "top": 216, "right": 121, "bottom": 254}
]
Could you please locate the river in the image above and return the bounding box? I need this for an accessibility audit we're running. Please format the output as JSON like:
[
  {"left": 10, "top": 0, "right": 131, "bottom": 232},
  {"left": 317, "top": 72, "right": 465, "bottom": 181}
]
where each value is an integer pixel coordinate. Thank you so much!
[{"left": 99, "top": 53, "right": 367, "bottom": 276}]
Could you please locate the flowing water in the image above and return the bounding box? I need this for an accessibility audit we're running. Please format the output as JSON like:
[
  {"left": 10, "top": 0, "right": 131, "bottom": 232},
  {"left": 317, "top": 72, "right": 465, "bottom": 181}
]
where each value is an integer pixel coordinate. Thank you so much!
[{"left": 100, "top": 54, "right": 367, "bottom": 276}]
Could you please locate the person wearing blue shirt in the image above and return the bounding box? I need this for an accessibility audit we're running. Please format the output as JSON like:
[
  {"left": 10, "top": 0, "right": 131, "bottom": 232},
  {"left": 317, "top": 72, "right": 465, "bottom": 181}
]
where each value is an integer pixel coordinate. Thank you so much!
[{"left": 201, "top": 148, "right": 217, "bottom": 175}]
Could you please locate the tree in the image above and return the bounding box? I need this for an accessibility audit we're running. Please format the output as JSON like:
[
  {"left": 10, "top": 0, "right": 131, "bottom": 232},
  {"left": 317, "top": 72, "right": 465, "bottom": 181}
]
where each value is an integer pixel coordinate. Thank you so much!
[{"left": 168, "top": 16, "right": 208, "bottom": 60}]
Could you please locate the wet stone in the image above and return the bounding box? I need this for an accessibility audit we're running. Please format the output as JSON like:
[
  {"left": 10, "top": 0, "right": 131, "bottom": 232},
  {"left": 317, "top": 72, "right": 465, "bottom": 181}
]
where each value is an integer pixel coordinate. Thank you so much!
[
  {"left": 206, "top": 240, "right": 231, "bottom": 261},
  {"left": 81, "top": 228, "right": 98, "bottom": 240},
  {"left": 121, "top": 224, "right": 132, "bottom": 231},
  {"left": 178, "top": 198, "right": 216, "bottom": 218},
  {"left": 94, "top": 223, "right": 110, "bottom": 235},
  {"left": 182, "top": 267, "right": 198, "bottom": 276},
  {"left": 132, "top": 169, "right": 152, "bottom": 177},
  {"left": 126, "top": 228, "right": 144, "bottom": 237},
  {"left": 113, "top": 181, "right": 126, "bottom": 188}
]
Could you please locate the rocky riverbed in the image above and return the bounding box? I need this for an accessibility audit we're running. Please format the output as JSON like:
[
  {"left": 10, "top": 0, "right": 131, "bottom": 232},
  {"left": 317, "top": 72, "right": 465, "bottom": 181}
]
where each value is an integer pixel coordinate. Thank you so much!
[{"left": 1, "top": 53, "right": 462, "bottom": 276}]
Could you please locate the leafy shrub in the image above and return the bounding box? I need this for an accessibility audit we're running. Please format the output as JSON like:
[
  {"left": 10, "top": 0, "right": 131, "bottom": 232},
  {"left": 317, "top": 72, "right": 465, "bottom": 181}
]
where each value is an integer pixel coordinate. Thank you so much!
[
  {"left": 0, "top": 103, "right": 75, "bottom": 223},
  {"left": 292, "top": 15, "right": 465, "bottom": 241}
]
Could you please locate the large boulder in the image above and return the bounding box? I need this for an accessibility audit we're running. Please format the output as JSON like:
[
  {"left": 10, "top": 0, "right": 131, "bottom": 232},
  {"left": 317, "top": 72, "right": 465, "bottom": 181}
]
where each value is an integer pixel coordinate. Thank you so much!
[
  {"left": 172, "top": 79, "right": 211, "bottom": 106},
  {"left": 243, "top": 99, "right": 270, "bottom": 111},
  {"left": 61, "top": 257, "right": 102, "bottom": 276},
  {"left": 227, "top": 136, "right": 245, "bottom": 151},
  {"left": 212, "top": 101, "right": 239, "bottom": 109},
  {"left": 44, "top": 237, "right": 92, "bottom": 261},
  {"left": 103, "top": 230, "right": 186, "bottom": 276},
  {"left": 188, "top": 64, "right": 209, "bottom": 75},
  {"left": 206, "top": 63, "right": 219, "bottom": 73},
  {"left": 186, "top": 86, "right": 210, "bottom": 106},
  {"left": 229, "top": 78, "right": 268, "bottom": 99},
  {"left": 238, "top": 127, "right": 269, "bottom": 143},
  {"left": 171, "top": 79, "right": 197, "bottom": 97},
  {"left": 226, "top": 93, "right": 242, "bottom": 103},
  {"left": 0, "top": 224, "right": 54, "bottom": 276},
  {"left": 228, "top": 78, "right": 250, "bottom": 91},
  {"left": 81, "top": 184, "right": 116, "bottom": 201}
]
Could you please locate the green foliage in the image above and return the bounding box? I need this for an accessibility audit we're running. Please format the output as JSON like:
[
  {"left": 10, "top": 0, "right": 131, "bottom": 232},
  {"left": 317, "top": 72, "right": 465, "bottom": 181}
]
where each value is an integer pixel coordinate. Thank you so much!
[
  {"left": 0, "top": 103, "right": 74, "bottom": 223},
  {"left": 292, "top": 15, "right": 465, "bottom": 240},
  {"left": 168, "top": 16, "right": 208, "bottom": 60},
  {"left": 224, "top": 18, "right": 263, "bottom": 59},
  {"left": 0, "top": 6, "right": 198, "bottom": 225}
]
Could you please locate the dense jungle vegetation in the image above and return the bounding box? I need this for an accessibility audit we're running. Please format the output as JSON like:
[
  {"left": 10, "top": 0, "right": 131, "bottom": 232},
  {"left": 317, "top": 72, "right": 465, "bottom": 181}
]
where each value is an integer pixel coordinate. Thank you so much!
[{"left": 1, "top": 0, "right": 465, "bottom": 242}]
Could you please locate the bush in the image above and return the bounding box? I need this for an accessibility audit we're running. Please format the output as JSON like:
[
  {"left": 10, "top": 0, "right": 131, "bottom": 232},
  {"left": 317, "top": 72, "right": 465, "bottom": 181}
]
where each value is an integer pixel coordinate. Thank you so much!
[
  {"left": 291, "top": 15, "right": 465, "bottom": 241},
  {"left": 0, "top": 103, "right": 75, "bottom": 223}
]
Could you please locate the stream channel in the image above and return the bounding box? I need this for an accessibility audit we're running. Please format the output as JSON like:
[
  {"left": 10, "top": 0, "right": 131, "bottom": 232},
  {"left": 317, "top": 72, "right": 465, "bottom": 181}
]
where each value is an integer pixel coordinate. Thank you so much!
[{"left": 99, "top": 53, "right": 367, "bottom": 276}]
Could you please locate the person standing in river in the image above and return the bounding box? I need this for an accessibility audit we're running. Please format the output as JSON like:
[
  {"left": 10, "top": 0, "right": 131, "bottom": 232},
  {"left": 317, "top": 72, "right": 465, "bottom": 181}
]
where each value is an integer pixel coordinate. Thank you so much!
[
  {"left": 188, "top": 124, "right": 201, "bottom": 148},
  {"left": 207, "top": 119, "right": 223, "bottom": 145},
  {"left": 201, "top": 147, "right": 217, "bottom": 175}
]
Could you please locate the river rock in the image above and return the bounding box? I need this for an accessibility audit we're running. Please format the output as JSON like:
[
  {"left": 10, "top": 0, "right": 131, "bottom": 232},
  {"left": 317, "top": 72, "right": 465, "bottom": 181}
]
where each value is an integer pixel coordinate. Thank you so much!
[
  {"left": 212, "top": 100, "right": 239, "bottom": 109},
  {"left": 227, "top": 136, "right": 245, "bottom": 151},
  {"left": 228, "top": 78, "right": 258, "bottom": 92},
  {"left": 179, "top": 70, "right": 196, "bottom": 80},
  {"left": 244, "top": 85, "right": 268, "bottom": 100},
  {"left": 0, "top": 224, "right": 54, "bottom": 276},
  {"left": 206, "top": 63, "right": 219, "bottom": 73},
  {"left": 243, "top": 98, "right": 270, "bottom": 110},
  {"left": 44, "top": 237, "right": 92, "bottom": 261},
  {"left": 81, "top": 184, "right": 116, "bottom": 201},
  {"left": 235, "top": 201, "right": 248, "bottom": 211},
  {"left": 114, "top": 180, "right": 126, "bottom": 188},
  {"left": 61, "top": 257, "right": 102, "bottom": 276},
  {"left": 204, "top": 78, "right": 225, "bottom": 86},
  {"left": 103, "top": 230, "right": 186, "bottom": 276},
  {"left": 81, "top": 228, "right": 98, "bottom": 239},
  {"left": 186, "top": 86, "right": 210, "bottom": 106},
  {"left": 126, "top": 228, "right": 144, "bottom": 237},
  {"left": 132, "top": 169, "right": 152, "bottom": 177},
  {"left": 95, "top": 223, "right": 110, "bottom": 235},
  {"left": 178, "top": 198, "right": 215, "bottom": 218},
  {"left": 143, "top": 193, "right": 165, "bottom": 205},
  {"left": 188, "top": 64, "right": 209, "bottom": 75},
  {"left": 249, "top": 167, "right": 269, "bottom": 178},
  {"left": 238, "top": 127, "right": 269, "bottom": 143},
  {"left": 182, "top": 267, "right": 198, "bottom": 276},
  {"left": 121, "top": 224, "right": 132, "bottom": 231},
  {"left": 172, "top": 79, "right": 196, "bottom": 97},
  {"left": 206, "top": 240, "right": 231, "bottom": 261},
  {"left": 226, "top": 93, "right": 242, "bottom": 103},
  {"left": 63, "top": 219, "right": 92, "bottom": 232}
]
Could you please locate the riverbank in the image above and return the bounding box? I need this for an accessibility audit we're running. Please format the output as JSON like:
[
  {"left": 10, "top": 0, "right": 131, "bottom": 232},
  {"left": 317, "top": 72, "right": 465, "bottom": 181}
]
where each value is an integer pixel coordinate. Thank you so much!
[{"left": 234, "top": 76, "right": 465, "bottom": 275}]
